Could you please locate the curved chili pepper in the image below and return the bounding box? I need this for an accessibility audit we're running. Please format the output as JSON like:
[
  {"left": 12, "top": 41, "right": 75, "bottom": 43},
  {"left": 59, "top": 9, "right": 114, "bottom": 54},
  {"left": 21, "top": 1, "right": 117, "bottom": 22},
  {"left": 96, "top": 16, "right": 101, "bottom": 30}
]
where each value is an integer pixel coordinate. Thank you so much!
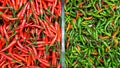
[
  {"left": 0, "top": 13, "right": 18, "bottom": 21},
  {"left": 31, "top": 45, "right": 37, "bottom": 56},
  {"left": 0, "top": 53, "right": 13, "bottom": 61},
  {"left": 0, "top": 39, "right": 16, "bottom": 52},
  {"left": 10, "top": 53, "right": 22, "bottom": 62},
  {"left": 0, "top": 60, "right": 6, "bottom": 67},
  {"left": 37, "top": 58, "right": 50, "bottom": 67},
  {"left": 13, "top": 54, "right": 26, "bottom": 63},
  {"left": 16, "top": 45, "right": 28, "bottom": 53},
  {"left": 50, "top": 34, "right": 57, "bottom": 45}
]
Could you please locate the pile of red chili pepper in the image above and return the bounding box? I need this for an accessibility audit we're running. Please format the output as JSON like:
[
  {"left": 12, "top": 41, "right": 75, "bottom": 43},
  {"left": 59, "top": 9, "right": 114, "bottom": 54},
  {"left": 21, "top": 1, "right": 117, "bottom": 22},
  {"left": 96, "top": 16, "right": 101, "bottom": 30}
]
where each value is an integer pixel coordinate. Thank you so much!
[{"left": 0, "top": 0, "right": 61, "bottom": 68}]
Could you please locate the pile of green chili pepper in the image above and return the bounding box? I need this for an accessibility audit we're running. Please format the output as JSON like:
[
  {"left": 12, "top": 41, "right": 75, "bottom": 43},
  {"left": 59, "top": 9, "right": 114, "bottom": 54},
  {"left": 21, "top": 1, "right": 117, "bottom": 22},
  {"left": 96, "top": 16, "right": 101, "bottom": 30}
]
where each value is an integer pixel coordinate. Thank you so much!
[{"left": 65, "top": 0, "right": 120, "bottom": 68}]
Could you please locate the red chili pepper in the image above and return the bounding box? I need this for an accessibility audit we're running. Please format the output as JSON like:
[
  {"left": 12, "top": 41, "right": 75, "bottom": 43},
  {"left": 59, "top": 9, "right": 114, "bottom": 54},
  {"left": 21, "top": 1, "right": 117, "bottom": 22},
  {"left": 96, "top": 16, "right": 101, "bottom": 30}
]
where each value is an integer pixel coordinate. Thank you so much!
[
  {"left": 26, "top": 46, "right": 36, "bottom": 61},
  {"left": 16, "top": 45, "right": 28, "bottom": 53},
  {"left": 31, "top": 45, "right": 37, "bottom": 56},
  {"left": 48, "top": 2, "right": 52, "bottom": 8},
  {"left": 22, "top": 66, "right": 40, "bottom": 68},
  {"left": 26, "top": 6, "right": 31, "bottom": 21},
  {"left": 37, "top": 47, "right": 45, "bottom": 51},
  {"left": 44, "top": 30, "right": 51, "bottom": 37},
  {"left": 45, "top": 0, "right": 54, "bottom": 2},
  {"left": 44, "top": 21, "right": 55, "bottom": 37},
  {"left": 52, "top": 50, "right": 56, "bottom": 67},
  {"left": 20, "top": 31, "right": 26, "bottom": 39},
  {"left": 0, "top": 53, "right": 13, "bottom": 61},
  {"left": 45, "top": 16, "right": 51, "bottom": 24},
  {"left": 55, "top": 21, "right": 61, "bottom": 42},
  {"left": 46, "top": 27, "right": 55, "bottom": 37},
  {"left": 13, "top": 54, "right": 26, "bottom": 63},
  {"left": 0, "top": 55, "right": 4, "bottom": 63},
  {"left": 57, "top": 64, "right": 61, "bottom": 68},
  {"left": 7, "top": 0, "right": 13, "bottom": 8},
  {"left": 35, "top": 29, "right": 40, "bottom": 40},
  {"left": 48, "top": 24, "right": 56, "bottom": 33},
  {"left": 3, "top": 24, "right": 9, "bottom": 41},
  {"left": 10, "top": 53, "right": 21, "bottom": 62},
  {"left": 0, "top": 26, "right": 4, "bottom": 37},
  {"left": 20, "top": 18, "right": 26, "bottom": 32},
  {"left": 11, "top": 0, "right": 16, "bottom": 10},
  {"left": 13, "top": 65, "right": 22, "bottom": 68},
  {"left": 29, "top": 24, "right": 43, "bottom": 29},
  {"left": 19, "top": 0, "right": 23, "bottom": 7},
  {"left": 0, "top": 13, "right": 18, "bottom": 21},
  {"left": 38, "top": 51, "right": 43, "bottom": 57},
  {"left": 0, "top": 60, "right": 6, "bottom": 67},
  {"left": 35, "top": 0, "right": 40, "bottom": 15},
  {"left": 42, "top": 0, "right": 47, "bottom": 10},
  {"left": 39, "top": 20, "right": 46, "bottom": 28},
  {"left": 30, "top": 0, "right": 37, "bottom": 14},
  {"left": 0, "top": 0, "right": 7, "bottom": 6},
  {"left": 16, "top": 39, "right": 24, "bottom": 48},
  {"left": 26, "top": 46, "right": 34, "bottom": 55},
  {"left": 44, "top": 52, "right": 50, "bottom": 61},
  {"left": 26, "top": 55, "right": 31, "bottom": 66},
  {"left": 33, "top": 12, "right": 39, "bottom": 25},
  {"left": 51, "top": 0, "right": 57, "bottom": 14},
  {"left": 50, "top": 34, "right": 57, "bottom": 45},
  {"left": 38, "top": 0, "right": 43, "bottom": 14},
  {"left": 37, "top": 41, "right": 50, "bottom": 44},
  {"left": 8, "top": 45, "right": 13, "bottom": 53},
  {"left": 0, "top": 39, "right": 16, "bottom": 52},
  {"left": 15, "top": 0, "right": 20, "bottom": 10},
  {"left": 54, "top": 8, "right": 61, "bottom": 16},
  {"left": 37, "top": 58, "right": 50, "bottom": 67},
  {"left": 17, "top": 2, "right": 29, "bottom": 19},
  {"left": 23, "top": 0, "right": 27, "bottom": 4},
  {"left": 8, "top": 61, "right": 12, "bottom": 68},
  {"left": 0, "top": 37, "right": 5, "bottom": 50}
]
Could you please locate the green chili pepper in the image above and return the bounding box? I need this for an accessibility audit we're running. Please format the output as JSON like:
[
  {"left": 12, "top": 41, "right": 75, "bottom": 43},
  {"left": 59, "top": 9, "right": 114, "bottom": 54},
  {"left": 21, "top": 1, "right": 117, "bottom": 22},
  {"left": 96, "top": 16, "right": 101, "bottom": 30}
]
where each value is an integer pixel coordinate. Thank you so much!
[{"left": 65, "top": 0, "right": 120, "bottom": 67}]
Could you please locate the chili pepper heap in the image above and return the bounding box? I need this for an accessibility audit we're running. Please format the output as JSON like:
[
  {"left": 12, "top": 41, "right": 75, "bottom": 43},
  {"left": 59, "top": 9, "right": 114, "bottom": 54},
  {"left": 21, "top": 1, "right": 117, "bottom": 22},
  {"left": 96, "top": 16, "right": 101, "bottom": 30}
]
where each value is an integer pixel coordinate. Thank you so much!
[
  {"left": 0, "top": 0, "right": 61, "bottom": 68},
  {"left": 65, "top": 0, "right": 120, "bottom": 68}
]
